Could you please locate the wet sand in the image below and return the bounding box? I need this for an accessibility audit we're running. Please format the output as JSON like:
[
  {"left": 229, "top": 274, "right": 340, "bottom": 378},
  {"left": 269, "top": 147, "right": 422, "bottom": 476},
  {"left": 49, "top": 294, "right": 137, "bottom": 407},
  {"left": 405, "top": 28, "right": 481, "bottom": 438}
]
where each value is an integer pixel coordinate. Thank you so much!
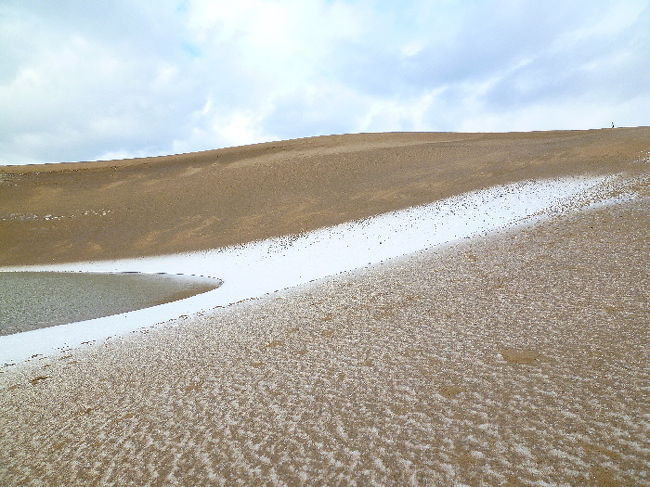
[{"left": 1, "top": 191, "right": 648, "bottom": 485}]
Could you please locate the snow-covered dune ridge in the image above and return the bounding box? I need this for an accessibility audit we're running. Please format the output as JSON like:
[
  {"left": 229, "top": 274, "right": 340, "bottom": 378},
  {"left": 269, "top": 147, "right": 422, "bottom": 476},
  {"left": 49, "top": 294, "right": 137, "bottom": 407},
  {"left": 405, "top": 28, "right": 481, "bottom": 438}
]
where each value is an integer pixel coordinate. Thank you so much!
[{"left": 0, "top": 175, "right": 636, "bottom": 363}]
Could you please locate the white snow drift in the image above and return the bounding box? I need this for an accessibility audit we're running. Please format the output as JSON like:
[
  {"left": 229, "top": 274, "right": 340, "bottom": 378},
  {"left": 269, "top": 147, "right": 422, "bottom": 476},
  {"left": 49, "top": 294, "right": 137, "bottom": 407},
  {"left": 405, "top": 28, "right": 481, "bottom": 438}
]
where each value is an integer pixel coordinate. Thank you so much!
[{"left": 0, "top": 176, "right": 631, "bottom": 363}]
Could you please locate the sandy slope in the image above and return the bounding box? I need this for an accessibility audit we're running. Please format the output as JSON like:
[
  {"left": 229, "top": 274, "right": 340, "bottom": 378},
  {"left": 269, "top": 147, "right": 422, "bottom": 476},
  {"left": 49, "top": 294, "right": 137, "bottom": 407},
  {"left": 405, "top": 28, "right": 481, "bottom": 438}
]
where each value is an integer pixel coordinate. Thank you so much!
[
  {"left": 1, "top": 128, "right": 649, "bottom": 266},
  {"left": 1, "top": 190, "right": 648, "bottom": 486},
  {"left": 3, "top": 175, "right": 632, "bottom": 363},
  {"left": 1, "top": 130, "right": 649, "bottom": 485}
]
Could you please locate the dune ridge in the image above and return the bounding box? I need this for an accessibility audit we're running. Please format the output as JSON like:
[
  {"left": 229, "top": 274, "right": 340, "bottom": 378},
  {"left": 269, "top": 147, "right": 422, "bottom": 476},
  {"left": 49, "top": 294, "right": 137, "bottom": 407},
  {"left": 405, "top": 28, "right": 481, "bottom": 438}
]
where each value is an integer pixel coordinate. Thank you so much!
[{"left": 2, "top": 128, "right": 649, "bottom": 266}]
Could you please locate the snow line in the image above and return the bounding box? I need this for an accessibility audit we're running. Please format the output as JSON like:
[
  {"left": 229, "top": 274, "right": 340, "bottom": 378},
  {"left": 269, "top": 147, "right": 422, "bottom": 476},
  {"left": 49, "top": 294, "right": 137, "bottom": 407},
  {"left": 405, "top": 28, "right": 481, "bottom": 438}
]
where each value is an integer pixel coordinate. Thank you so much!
[{"left": 0, "top": 176, "right": 626, "bottom": 363}]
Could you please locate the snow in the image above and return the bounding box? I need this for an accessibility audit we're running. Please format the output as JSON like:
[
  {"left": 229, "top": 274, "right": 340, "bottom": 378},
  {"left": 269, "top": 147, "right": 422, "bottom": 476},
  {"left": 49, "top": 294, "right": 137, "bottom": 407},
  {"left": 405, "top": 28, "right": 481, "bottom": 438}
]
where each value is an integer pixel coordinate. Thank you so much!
[{"left": 0, "top": 176, "right": 623, "bottom": 363}]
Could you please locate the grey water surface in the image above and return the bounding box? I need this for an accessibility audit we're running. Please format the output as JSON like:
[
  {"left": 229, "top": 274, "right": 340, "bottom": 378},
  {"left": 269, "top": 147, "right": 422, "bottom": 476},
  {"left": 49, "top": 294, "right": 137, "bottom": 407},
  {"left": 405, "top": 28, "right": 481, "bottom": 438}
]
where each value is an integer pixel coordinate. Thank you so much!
[{"left": 0, "top": 272, "right": 219, "bottom": 336}]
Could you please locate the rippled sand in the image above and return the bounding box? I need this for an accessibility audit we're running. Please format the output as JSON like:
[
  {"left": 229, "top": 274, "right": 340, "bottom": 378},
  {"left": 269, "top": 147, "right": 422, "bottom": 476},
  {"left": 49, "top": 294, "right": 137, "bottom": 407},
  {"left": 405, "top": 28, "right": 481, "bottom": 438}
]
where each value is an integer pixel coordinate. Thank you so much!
[{"left": 1, "top": 189, "right": 648, "bottom": 485}]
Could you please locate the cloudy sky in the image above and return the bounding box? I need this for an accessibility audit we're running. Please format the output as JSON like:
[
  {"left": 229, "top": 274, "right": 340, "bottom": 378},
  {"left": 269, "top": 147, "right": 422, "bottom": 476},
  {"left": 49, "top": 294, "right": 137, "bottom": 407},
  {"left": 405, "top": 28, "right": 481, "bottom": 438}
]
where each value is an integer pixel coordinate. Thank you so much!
[{"left": 1, "top": 0, "right": 648, "bottom": 164}]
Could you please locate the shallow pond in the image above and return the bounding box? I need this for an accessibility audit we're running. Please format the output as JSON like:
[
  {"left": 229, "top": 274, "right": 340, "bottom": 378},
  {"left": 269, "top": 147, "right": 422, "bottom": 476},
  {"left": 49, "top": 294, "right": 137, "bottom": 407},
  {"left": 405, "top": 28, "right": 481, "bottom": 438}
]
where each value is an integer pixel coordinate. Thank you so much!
[{"left": 0, "top": 271, "right": 220, "bottom": 336}]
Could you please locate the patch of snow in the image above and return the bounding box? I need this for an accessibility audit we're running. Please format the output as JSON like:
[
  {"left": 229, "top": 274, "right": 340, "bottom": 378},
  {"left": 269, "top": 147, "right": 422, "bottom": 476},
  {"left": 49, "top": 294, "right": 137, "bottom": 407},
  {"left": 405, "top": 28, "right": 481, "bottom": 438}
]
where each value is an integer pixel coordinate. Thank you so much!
[{"left": 0, "top": 176, "right": 634, "bottom": 363}]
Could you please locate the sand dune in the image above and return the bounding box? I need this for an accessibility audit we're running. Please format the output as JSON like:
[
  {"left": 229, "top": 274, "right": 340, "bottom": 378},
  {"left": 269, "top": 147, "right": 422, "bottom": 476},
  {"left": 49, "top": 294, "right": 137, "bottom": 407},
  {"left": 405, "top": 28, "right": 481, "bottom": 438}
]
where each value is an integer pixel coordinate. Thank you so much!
[
  {"left": 2, "top": 174, "right": 637, "bottom": 363},
  {"left": 1, "top": 129, "right": 649, "bottom": 486},
  {"left": 2, "top": 128, "right": 649, "bottom": 266}
]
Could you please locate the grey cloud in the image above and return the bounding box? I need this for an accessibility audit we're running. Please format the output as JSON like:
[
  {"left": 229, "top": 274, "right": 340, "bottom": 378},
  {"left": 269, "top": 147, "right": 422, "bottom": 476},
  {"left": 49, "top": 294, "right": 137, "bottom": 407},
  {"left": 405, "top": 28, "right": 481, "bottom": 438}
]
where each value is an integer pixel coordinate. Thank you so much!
[
  {"left": 0, "top": 0, "right": 648, "bottom": 165},
  {"left": 482, "top": 5, "right": 650, "bottom": 110},
  {"left": 333, "top": 1, "right": 599, "bottom": 97}
]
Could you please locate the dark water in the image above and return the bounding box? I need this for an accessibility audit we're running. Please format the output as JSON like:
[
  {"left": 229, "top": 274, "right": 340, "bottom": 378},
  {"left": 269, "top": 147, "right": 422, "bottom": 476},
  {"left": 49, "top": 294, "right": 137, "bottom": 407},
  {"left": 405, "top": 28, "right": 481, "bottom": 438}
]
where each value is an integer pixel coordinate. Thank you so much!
[{"left": 0, "top": 271, "right": 220, "bottom": 336}]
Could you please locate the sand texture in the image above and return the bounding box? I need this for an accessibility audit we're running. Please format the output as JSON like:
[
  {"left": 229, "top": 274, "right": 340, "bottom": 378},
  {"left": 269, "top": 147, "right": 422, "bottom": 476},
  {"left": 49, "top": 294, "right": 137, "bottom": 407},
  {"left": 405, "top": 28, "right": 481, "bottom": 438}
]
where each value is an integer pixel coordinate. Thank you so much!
[
  {"left": 1, "top": 191, "right": 648, "bottom": 485},
  {"left": 1, "top": 129, "right": 648, "bottom": 485},
  {"left": 2, "top": 128, "right": 650, "bottom": 266}
]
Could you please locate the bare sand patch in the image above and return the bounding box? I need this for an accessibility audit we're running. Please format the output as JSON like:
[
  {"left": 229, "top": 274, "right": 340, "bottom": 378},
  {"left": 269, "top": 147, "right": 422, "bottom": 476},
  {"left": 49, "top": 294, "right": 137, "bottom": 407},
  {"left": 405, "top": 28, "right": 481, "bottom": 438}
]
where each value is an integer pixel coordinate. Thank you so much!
[{"left": 500, "top": 349, "right": 542, "bottom": 365}]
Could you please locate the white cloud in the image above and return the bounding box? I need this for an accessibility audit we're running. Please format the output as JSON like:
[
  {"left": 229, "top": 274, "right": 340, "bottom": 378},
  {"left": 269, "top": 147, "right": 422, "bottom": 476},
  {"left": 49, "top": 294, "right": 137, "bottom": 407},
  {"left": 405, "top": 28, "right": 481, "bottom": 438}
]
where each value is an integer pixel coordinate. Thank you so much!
[{"left": 0, "top": 0, "right": 648, "bottom": 164}]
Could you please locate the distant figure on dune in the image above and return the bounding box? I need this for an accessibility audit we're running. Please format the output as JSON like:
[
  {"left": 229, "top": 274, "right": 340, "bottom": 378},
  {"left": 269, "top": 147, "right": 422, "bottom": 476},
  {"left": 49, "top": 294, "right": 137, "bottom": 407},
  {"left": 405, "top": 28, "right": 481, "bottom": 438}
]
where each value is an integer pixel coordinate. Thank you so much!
[{"left": 612, "top": 122, "right": 615, "bottom": 128}]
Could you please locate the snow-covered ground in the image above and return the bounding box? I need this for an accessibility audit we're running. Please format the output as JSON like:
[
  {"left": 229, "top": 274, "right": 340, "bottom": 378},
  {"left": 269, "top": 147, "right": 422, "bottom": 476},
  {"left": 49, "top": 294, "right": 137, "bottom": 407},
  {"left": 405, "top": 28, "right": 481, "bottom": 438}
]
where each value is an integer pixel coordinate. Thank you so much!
[{"left": 0, "top": 176, "right": 632, "bottom": 363}]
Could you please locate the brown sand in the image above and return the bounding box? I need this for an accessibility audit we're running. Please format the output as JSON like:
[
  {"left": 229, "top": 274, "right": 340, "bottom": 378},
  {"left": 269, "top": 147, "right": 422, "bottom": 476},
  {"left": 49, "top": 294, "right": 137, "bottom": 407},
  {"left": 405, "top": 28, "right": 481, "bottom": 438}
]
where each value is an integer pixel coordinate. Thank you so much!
[
  {"left": 1, "top": 130, "right": 649, "bottom": 485},
  {"left": 1, "top": 183, "right": 648, "bottom": 485},
  {"left": 1, "top": 128, "right": 649, "bottom": 266}
]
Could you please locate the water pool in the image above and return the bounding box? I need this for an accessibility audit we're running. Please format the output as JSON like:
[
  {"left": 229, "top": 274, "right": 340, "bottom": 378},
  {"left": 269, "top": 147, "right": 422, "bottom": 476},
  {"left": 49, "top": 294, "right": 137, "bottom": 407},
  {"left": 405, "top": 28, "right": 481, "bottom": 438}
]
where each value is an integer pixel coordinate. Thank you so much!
[{"left": 0, "top": 271, "right": 219, "bottom": 336}]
